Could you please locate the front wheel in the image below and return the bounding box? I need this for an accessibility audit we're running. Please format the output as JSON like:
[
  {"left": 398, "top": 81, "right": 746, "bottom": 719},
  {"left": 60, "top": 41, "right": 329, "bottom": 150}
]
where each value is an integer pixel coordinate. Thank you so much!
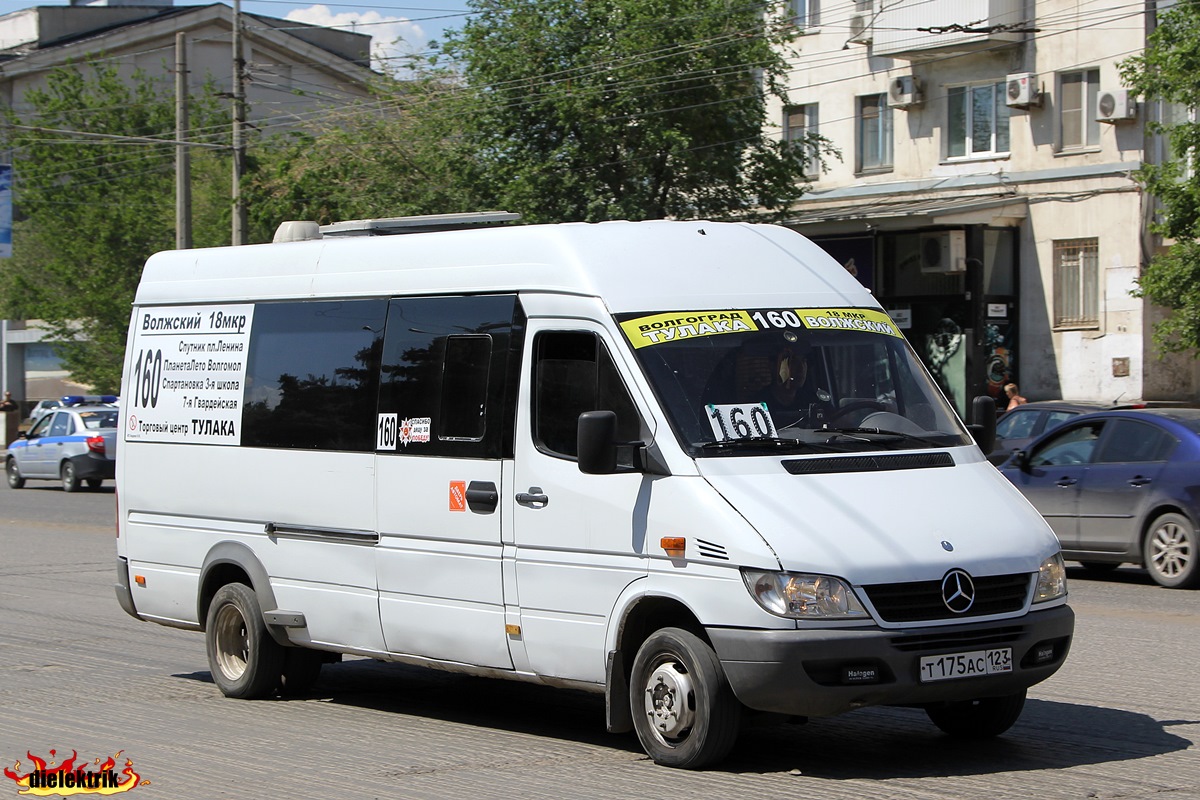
[
  {"left": 205, "top": 582, "right": 284, "bottom": 699},
  {"left": 629, "top": 627, "right": 741, "bottom": 769},
  {"left": 926, "top": 690, "right": 1026, "bottom": 738},
  {"left": 6, "top": 458, "right": 24, "bottom": 489},
  {"left": 1143, "top": 512, "right": 1199, "bottom": 588},
  {"left": 60, "top": 461, "right": 81, "bottom": 492}
]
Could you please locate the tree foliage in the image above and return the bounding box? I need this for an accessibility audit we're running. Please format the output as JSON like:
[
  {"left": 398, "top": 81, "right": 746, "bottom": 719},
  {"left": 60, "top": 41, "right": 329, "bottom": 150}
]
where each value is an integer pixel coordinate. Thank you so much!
[
  {"left": 437, "top": 0, "right": 823, "bottom": 222},
  {"left": 1120, "top": 0, "right": 1200, "bottom": 355},
  {"left": 0, "top": 60, "right": 229, "bottom": 391}
]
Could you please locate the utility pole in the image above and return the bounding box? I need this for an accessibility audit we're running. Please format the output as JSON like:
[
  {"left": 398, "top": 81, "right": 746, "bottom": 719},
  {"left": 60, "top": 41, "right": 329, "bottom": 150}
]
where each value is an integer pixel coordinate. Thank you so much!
[
  {"left": 231, "top": 0, "right": 248, "bottom": 245},
  {"left": 175, "top": 32, "right": 192, "bottom": 250}
]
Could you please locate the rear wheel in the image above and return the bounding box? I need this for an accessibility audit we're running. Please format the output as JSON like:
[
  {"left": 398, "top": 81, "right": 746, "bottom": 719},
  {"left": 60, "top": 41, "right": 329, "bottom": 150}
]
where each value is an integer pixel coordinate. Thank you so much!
[
  {"left": 6, "top": 458, "right": 24, "bottom": 489},
  {"left": 1143, "top": 512, "right": 1199, "bottom": 588},
  {"left": 629, "top": 627, "right": 741, "bottom": 769},
  {"left": 205, "top": 582, "right": 284, "bottom": 699},
  {"left": 60, "top": 461, "right": 80, "bottom": 492},
  {"left": 926, "top": 690, "right": 1026, "bottom": 738}
]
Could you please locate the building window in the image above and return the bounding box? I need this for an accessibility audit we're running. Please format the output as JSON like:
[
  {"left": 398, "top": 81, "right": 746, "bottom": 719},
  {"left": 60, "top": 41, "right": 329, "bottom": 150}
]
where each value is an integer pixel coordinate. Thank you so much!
[
  {"left": 947, "top": 81, "right": 1010, "bottom": 158},
  {"left": 790, "top": 0, "right": 820, "bottom": 29},
  {"left": 1060, "top": 69, "right": 1100, "bottom": 149},
  {"left": 1053, "top": 238, "right": 1099, "bottom": 327},
  {"left": 857, "top": 94, "right": 892, "bottom": 172},
  {"left": 784, "top": 104, "right": 820, "bottom": 176}
]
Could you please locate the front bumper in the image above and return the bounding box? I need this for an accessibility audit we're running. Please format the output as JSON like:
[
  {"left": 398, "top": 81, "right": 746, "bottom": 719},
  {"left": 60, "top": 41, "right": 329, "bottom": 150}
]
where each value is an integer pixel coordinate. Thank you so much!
[{"left": 708, "top": 604, "right": 1073, "bottom": 718}]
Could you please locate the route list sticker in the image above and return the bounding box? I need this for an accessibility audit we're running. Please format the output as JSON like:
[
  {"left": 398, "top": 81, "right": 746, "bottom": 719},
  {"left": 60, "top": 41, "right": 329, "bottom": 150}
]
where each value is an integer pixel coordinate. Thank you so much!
[{"left": 124, "top": 304, "right": 254, "bottom": 445}]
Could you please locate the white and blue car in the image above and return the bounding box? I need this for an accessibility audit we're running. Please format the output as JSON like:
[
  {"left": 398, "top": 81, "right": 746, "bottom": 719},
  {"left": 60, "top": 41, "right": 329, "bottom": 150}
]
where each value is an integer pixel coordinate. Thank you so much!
[{"left": 6, "top": 404, "right": 119, "bottom": 491}]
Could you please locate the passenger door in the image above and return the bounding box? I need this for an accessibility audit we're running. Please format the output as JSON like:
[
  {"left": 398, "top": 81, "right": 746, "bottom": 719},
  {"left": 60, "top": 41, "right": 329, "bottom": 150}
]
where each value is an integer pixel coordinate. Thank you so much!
[
  {"left": 15, "top": 414, "right": 53, "bottom": 477},
  {"left": 1076, "top": 419, "right": 1174, "bottom": 553},
  {"left": 1004, "top": 419, "right": 1106, "bottom": 548},
  {"left": 375, "top": 295, "right": 521, "bottom": 669},
  {"left": 510, "top": 323, "right": 653, "bottom": 684}
]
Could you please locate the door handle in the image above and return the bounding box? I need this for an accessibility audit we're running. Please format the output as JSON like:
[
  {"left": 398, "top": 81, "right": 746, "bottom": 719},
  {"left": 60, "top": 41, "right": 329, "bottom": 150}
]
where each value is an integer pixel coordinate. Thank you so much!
[
  {"left": 1056, "top": 477, "right": 1077, "bottom": 487},
  {"left": 1128, "top": 476, "right": 1152, "bottom": 487},
  {"left": 516, "top": 487, "right": 549, "bottom": 508}
]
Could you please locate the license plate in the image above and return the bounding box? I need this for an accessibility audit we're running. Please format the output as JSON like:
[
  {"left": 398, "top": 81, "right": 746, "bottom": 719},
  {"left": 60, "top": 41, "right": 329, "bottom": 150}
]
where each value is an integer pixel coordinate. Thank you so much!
[{"left": 919, "top": 648, "right": 1012, "bottom": 683}]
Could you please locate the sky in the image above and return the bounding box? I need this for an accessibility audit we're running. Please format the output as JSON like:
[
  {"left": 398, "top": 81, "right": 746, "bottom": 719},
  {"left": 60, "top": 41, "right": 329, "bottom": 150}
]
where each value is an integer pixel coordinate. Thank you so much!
[{"left": 0, "top": 0, "right": 475, "bottom": 72}]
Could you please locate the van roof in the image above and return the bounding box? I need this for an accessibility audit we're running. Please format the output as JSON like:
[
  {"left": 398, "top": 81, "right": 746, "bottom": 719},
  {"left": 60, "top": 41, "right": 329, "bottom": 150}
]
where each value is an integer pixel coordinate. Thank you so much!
[{"left": 135, "top": 220, "right": 874, "bottom": 313}]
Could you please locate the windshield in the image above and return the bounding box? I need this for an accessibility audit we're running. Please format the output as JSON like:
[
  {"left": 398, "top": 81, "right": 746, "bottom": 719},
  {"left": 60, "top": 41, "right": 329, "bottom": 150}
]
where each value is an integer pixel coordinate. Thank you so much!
[{"left": 617, "top": 307, "right": 972, "bottom": 456}]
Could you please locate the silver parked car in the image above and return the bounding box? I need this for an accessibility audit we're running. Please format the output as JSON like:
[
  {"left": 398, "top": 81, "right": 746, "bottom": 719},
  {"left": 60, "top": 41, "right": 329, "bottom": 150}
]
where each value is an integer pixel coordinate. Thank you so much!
[{"left": 6, "top": 404, "right": 119, "bottom": 491}]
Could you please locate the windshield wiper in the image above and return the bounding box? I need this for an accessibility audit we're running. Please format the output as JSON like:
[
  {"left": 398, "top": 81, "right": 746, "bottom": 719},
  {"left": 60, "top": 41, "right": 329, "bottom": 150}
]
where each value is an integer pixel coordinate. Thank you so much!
[
  {"left": 695, "top": 437, "right": 841, "bottom": 453},
  {"left": 818, "top": 426, "right": 945, "bottom": 447}
]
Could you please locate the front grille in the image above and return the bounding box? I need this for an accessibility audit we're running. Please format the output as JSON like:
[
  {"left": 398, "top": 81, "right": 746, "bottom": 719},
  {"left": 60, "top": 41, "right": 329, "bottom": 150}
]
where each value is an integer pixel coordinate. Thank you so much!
[
  {"left": 863, "top": 573, "right": 1031, "bottom": 623},
  {"left": 888, "top": 625, "right": 1026, "bottom": 652}
]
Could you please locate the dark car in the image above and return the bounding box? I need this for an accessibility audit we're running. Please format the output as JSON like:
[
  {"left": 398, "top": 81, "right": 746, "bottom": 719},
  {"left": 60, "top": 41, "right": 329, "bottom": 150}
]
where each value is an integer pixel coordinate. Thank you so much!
[
  {"left": 987, "top": 400, "right": 1122, "bottom": 465},
  {"left": 999, "top": 408, "right": 1200, "bottom": 588}
]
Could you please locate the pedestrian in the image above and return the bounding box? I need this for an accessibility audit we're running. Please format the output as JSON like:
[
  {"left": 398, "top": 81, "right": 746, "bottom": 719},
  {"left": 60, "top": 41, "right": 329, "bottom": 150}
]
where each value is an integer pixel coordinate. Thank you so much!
[
  {"left": 1004, "top": 382, "right": 1027, "bottom": 411},
  {"left": 0, "top": 390, "right": 17, "bottom": 413}
]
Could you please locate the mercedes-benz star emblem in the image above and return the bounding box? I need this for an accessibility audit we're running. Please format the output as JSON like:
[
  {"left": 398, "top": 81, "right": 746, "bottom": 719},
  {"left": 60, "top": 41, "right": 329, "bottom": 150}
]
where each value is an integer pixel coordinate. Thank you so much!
[{"left": 941, "top": 569, "right": 976, "bottom": 613}]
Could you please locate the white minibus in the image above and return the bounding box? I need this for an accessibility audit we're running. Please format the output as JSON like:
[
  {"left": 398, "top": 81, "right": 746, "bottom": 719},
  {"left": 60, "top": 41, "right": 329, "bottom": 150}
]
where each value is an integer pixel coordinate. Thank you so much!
[{"left": 116, "top": 215, "right": 1073, "bottom": 768}]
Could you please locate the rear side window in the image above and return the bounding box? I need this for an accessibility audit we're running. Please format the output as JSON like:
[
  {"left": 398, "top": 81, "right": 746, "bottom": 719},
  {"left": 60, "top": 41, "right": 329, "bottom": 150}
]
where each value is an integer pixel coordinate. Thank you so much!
[
  {"left": 242, "top": 299, "right": 387, "bottom": 451},
  {"left": 1096, "top": 419, "right": 1175, "bottom": 463},
  {"left": 377, "top": 295, "right": 521, "bottom": 458},
  {"left": 49, "top": 413, "right": 73, "bottom": 437}
]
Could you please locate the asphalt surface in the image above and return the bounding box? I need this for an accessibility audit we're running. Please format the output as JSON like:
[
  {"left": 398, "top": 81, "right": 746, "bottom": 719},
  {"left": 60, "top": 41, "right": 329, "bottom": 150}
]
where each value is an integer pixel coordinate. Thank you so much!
[{"left": 1, "top": 485, "right": 1198, "bottom": 799}]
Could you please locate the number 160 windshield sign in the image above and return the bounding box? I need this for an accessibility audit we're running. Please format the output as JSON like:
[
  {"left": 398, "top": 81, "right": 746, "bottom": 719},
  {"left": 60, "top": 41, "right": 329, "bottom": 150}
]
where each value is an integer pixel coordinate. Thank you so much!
[{"left": 124, "top": 304, "right": 254, "bottom": 445}]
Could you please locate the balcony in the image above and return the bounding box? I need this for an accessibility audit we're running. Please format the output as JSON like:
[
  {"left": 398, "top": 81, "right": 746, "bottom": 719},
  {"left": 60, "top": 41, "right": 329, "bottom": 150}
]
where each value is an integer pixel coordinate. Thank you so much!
[{"left": 871, "top": 0, "right": 1025, "bottom": 60}]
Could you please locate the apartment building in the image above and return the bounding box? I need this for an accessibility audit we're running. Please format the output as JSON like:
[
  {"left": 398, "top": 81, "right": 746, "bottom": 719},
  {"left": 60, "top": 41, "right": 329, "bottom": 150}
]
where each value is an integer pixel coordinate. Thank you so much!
[
  {"left": 769, "top": 0, "right": 1194, "bottom": 414},
  {"left": 0, "top": 0, "right": 377, "bottom": 409}
]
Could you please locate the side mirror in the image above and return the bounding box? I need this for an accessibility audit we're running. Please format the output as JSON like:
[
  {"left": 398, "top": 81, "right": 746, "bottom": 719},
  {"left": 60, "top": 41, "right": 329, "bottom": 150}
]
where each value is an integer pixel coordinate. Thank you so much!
[
  {"left": 577, "top": 410, "right": 618, "bottom": 475},
  {"left": 1013, "top": 449, "right": 1031, "bottom": 472},
  {"left": 967, "top": 395, "right": 997, "bottom": 455}
]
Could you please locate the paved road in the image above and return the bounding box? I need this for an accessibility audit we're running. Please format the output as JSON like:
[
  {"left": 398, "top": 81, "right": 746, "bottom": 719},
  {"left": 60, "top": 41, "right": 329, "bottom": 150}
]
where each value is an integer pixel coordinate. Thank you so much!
[{"left": 1, "top": 487, "right": 1198, "bottom": 799}]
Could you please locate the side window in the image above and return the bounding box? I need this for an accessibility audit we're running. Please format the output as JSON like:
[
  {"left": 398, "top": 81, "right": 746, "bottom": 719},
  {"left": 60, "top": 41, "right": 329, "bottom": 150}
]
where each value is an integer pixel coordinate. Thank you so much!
[
  {"left": 378, "top": 295, "right": 520, "bottom": 458},
  {"left": 242, "top": 299, "right": 387, "bottom": 451},
  {"left": 997, "top": 409, "right": 1037, "bottom": 439},
  {"left": 27, "top": 415, "right": 53, "bottom": 438},
  {"left": 1029, "top": 421, "right": 1105, "bottom": 467},
  {"left": 49, "top": 413, "right": 73, "bottom": 437},
  {"left": 1096, "top": 419, "right": 1175, "bottom": 463},
  {"left": 1042, "top": 410, "right": 1077, "bottom": 432},
  {"left": 533, "top": 331, "right": 641, "bottom": 460}
]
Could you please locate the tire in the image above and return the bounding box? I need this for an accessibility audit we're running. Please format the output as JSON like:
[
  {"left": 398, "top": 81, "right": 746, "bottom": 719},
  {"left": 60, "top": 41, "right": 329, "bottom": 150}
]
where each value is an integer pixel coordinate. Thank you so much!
[
  {"left": 279, "top": 648, "right": 325, "bottom": 696},
  {"left": 85, "top": 478, "right": 103, "bottom": 490},
  {"left": 6, "top": 458, "right": 24, "bottom": 489},
  {"left": 1142, "top": 512, "right": 1200, "bottom": 589},
  {"left": 60, "top": 461, "right": 80, "bottom": 493},
  {"left": 205, "top": 583, "right": 284, "bottom": 699},
  {"left": 926, "top": 689, "right": 1026, "bottom": 738},
  {"left": 629, "top": 627, "right": 741, "bottom": 769}
]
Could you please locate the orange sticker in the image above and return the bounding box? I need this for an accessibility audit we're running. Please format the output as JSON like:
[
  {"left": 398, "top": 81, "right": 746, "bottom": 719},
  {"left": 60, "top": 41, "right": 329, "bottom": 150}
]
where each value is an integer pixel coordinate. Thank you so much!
[{"left": 449, "top": 480, "right": 466, "bottom": 512}]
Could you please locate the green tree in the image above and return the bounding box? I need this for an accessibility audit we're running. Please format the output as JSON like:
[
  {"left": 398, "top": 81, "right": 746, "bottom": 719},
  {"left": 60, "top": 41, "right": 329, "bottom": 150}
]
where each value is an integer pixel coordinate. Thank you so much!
[
  {"left": 1121, "top": 0, "right": 1200, "bottom": 354},
  {"left": 0, "top": 60, "right": 229, "bottom": 391},
  {"left": 437, "top": 0, "right": 827, "bottom": 223}
]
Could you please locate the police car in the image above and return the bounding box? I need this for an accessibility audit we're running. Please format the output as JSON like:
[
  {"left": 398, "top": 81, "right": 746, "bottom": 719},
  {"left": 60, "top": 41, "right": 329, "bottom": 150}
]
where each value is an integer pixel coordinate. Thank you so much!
[{"left": 6, "top": 404, "right": 119, "bottom": 491}]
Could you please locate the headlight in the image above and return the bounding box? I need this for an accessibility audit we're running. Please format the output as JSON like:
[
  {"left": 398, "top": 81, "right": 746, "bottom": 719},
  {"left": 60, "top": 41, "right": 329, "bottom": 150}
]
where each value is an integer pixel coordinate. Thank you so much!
[
  {"left": 741, "top": 570, "right": 869, "bottom": 619},
  {"left": 1034, "top": 552, "right": 1067, "bottom": 603}
]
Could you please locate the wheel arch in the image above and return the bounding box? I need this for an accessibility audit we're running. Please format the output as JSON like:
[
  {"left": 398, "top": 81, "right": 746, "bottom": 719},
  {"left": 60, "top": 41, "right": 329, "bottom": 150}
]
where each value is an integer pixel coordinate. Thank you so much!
[
  {"left": 198, "top": 542, "right": 288, "bottom": 646},
  {"left": 604, "top": 589, "right": 707, "bottom": 734}
]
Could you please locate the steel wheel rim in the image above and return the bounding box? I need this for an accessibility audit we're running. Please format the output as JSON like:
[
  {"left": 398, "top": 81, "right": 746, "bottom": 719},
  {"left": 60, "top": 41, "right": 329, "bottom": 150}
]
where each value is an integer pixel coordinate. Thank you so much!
[
  {"left": 1149, "top": 521, "right": 1192, "bottom": 579},
  {"left": 61, "top": 463, "right": 74, "bottom": 489},
  {"left": 213, "top": 603, "right": 250, "bottom": 680},
  {"left": 643, "top": 658, "right": 696, "bottom": 745}
]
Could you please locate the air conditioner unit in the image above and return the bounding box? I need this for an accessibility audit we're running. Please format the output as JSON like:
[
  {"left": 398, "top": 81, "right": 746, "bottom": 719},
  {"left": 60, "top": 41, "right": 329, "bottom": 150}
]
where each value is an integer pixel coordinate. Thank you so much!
[
  {"left": 919, "top": 231, "right": 967, "bottom": 274},
  {"left": 1005, "top": 72, "right": 1040, "bottom": 108},
  {"left": 888, "top": 75, "right": 923, "bottom": 108},
  {"left": 1096, "top": 89, "right": 1136, "bottom": 123},
  {"left": 848, "top": 13, "right": 872, "bottom": 44}
]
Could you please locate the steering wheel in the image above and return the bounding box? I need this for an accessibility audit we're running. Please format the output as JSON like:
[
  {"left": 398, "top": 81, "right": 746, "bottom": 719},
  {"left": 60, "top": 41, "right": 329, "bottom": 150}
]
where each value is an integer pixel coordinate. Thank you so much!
[{"left": 827, "top": 400, "right": 888, "bottom": 424}]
